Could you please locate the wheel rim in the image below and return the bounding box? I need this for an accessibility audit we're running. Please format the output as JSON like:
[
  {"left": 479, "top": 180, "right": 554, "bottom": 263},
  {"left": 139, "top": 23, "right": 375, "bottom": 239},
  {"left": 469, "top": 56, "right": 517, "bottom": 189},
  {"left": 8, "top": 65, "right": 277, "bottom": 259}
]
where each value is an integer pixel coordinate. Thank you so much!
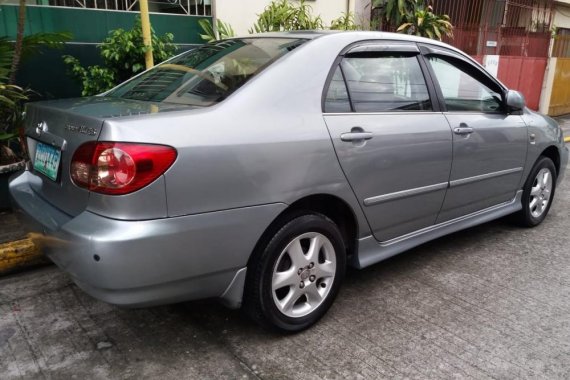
[
  {"left": 529, "top": 168, "right": 553, "bottom": 218},
  {"left": 271, "top": 232, "right": 337, "bottom": 318}
]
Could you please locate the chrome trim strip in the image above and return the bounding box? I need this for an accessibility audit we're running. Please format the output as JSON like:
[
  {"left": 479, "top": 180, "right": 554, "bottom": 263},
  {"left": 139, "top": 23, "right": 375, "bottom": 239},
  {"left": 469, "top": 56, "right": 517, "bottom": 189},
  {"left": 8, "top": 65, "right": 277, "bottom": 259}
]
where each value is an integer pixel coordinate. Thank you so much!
[
  {"left": 324, "top": 111, "right": 440, "bottom": 116},
  {"left": 364, "top": 182, "right": 448, "bottom": 206},
  {"left": 449, "top": 167, "right": 523, "bottom": 188}
]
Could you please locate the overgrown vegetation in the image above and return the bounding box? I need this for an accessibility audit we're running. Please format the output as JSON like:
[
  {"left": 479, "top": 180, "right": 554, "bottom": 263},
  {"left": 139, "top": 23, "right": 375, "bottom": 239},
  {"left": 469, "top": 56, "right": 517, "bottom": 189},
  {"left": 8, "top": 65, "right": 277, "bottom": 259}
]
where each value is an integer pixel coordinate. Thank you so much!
[
  {"left": 373, "top": 0, "right": 453, "bottom": 40},
  {"left": 198, "top": 19, "right": 236, "bottom": 42},
  {"left": 64, "top": 17, "right": 177, "bottom": 96},
  {"left": 249, "top": 0, "right": 324, "bottom": 33},
  {"left": 330, "top": 12, "right": 360, "bottom": 31},
  {"left": 198, "top": 0, "right": 359, "bottom": 43},
  {"left": 396, "top": 1, "right": 453, "bottom": 40},
  {"left": 0, "top": 28, "right": 70, "bottom": 164}
]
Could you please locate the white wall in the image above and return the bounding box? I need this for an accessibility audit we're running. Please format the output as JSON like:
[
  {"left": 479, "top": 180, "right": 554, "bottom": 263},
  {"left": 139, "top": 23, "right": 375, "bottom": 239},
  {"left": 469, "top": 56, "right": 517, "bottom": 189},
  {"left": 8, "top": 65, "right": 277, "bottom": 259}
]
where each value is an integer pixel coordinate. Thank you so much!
[
  {"left": 215, "top": 0, "right": 357, "bottom": 35},
  {"left": 553, "top": 3, "right": 570, "bottom": 29}
]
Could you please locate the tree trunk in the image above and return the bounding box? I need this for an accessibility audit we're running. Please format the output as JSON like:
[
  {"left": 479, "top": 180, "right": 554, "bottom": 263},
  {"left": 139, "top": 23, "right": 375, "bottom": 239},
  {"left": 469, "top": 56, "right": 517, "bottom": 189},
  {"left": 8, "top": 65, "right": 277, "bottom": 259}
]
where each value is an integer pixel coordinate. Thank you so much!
[{"left": 9, "top": 0, "right": 26, "bottom": 84}]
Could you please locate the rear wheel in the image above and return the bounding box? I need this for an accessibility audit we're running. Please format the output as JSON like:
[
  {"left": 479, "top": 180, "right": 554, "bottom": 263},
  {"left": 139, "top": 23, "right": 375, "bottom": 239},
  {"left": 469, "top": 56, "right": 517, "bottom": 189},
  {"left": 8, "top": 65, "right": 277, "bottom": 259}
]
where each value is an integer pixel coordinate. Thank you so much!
[
  {"left": 513, "top": 156, "right": 557, "bottom": 227},
  {"left": 244, "top": 213, "right": 346, "bottom": 332}
]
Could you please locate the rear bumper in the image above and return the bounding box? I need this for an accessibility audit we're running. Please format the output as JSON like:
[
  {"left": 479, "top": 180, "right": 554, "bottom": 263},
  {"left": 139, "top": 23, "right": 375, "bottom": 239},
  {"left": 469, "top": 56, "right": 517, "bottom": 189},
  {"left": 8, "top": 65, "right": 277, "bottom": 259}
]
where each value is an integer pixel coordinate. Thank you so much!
[{"left": 9, "top": 171, "right": 286, "bottom": 308}]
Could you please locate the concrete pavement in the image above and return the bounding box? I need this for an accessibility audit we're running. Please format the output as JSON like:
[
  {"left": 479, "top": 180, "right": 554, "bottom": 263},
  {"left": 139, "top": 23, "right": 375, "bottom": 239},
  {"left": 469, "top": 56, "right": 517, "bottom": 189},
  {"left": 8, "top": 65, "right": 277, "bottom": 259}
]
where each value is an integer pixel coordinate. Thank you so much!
[{"left": 0, "top": 168, "right": 569, "bottom": 379}]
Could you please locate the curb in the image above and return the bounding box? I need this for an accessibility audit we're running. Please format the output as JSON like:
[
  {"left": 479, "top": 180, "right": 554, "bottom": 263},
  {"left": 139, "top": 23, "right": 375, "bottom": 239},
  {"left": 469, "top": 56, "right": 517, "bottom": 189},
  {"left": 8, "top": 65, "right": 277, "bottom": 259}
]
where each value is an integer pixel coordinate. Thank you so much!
[{"left": 0, "top": 237, "right": 48, "bottom": 275}]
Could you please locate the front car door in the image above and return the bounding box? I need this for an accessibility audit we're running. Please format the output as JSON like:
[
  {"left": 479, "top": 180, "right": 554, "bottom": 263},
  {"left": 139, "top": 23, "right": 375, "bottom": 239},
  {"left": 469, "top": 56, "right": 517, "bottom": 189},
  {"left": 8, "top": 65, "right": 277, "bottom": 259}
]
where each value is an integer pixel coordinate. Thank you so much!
[
  {"left": 323, "top": 41, "right": 453, "bottom": 241},
  {"left": 421, "top": 46, "right": 528, "bottom": 222}
]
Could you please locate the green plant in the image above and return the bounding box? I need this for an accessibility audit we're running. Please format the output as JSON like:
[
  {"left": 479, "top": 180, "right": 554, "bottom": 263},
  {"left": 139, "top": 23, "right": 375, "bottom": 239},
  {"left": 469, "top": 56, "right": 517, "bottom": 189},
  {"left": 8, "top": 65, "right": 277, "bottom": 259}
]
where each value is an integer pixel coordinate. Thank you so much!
[
  {"left": 373, "top": 0, "right": 417, "bottom": 29},
  {"left": 198, "top": 19, "right": 236, "bottom": 42},
  {"left": 249, "top": 0, "right": 323, "bottom": 33},
  {"left": 372, "top": 0, "right": 453, "bottom": 40},
  {"left": 396, "top": 1, "right": 453, "bottom": 40},
  {"left": 330, "top": 12, "right": 360, "bottom": 31},
  {"left": 64, "top": 17, "right": 177, "bottom": 96},
  {"left": 0, "top": 32, "right": 69, "bottom": 164}
]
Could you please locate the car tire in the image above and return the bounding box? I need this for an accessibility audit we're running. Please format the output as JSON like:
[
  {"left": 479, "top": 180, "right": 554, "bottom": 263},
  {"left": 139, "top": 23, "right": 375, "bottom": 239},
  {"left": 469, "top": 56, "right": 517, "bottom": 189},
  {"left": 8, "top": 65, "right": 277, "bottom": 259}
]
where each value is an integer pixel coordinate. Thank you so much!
[
  {"left": 244, "top": 212, "right": 346, "bottom": 332},
  {"left": 512, "top": 156, "right": 557, "bottom": 227}
]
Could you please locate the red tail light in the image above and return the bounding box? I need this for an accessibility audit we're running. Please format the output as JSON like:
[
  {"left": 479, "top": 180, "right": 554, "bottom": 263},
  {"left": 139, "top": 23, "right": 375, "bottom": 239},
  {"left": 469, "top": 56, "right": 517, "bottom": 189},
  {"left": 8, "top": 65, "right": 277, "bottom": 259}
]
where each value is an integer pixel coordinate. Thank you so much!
[{"left": 70, "top": 142, "right": 177, "bottom": 195}]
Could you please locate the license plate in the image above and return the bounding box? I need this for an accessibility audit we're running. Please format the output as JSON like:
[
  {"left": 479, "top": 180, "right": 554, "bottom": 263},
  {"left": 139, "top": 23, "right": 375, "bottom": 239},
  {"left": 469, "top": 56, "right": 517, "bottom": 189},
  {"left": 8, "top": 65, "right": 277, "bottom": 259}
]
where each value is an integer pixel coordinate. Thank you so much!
[{"left": 33, "top": 142, "right": 62, "bottom": 181}]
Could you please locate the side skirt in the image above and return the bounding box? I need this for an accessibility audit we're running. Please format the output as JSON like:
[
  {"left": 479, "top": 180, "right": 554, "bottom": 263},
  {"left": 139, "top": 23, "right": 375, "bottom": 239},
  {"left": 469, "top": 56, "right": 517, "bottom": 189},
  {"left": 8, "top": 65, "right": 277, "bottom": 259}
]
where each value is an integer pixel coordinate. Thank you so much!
[{"left": 352, "top": 190, "right": 523, "bottom": 269}]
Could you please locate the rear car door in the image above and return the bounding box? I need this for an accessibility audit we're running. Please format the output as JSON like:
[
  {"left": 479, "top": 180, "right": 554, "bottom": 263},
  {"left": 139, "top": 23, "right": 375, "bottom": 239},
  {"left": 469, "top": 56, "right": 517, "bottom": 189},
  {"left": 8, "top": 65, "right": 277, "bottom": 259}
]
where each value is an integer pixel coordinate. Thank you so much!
[
  {"left": 323, "top": 42, "right": 453, "bottom": 242},
  {"left": 421, "top": 47, "right": 528, "bottom": 222}
]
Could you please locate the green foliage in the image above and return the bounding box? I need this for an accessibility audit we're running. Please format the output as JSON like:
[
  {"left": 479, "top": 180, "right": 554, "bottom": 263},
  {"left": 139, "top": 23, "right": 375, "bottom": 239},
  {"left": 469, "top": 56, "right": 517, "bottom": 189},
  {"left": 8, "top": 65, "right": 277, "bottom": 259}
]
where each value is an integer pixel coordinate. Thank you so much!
[
  {"left": 373, "top": 0, "right": 453, "bottom": 40},
  {"left": 198, "top": 19, "right": 236, "bottom": 42},
  {"left": 374, "top": 0, "right": 417, "bottom": 28},
  {"left": 0, "top": 32, "right": 70, "bottom": 163},
  {"left": 330, "top": 12, "right": 360, "bottom": 31},
  {"left": 62, "top": 56, "right": 116, "bottom": 97},
  {"left": 0, "top": 32, "right": 71, "bottom": 80},
  {"left": 20, "top": 32, "right": 72, "bottom": 60},
  {"left": 249, "top": 0, "right": 323, "bottom": 33},
  {"left": 396, "top": 1, "right": 453, "bottom": 40},
  {"left": 64, "top": 17, "right": 177, "bottom": 96}
]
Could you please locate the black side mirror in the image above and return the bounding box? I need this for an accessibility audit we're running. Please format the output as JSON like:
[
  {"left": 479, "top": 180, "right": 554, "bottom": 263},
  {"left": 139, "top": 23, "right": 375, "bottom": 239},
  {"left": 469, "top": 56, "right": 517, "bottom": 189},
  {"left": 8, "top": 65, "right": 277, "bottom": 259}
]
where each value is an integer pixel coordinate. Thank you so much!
[{"left": 505, "top": 90, "right": 525, "bottom": 114}]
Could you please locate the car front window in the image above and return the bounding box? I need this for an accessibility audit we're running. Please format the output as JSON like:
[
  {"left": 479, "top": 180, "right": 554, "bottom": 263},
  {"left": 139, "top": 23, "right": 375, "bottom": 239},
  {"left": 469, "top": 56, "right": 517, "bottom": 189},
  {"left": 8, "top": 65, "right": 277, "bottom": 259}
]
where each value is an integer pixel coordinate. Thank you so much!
[{"left": 106, "top": 38, "right": 306, "bottom": 106}]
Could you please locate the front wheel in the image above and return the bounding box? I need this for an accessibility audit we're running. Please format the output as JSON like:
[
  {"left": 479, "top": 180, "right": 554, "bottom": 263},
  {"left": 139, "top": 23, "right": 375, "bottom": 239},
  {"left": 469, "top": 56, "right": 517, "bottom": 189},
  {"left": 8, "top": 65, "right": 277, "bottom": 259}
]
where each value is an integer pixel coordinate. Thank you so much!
[
  {"left": 513, "top": 156, "right": 557, "bottom": 227},
  {"left": 244, "top": 213, "right": 346, "bottom": 332}
]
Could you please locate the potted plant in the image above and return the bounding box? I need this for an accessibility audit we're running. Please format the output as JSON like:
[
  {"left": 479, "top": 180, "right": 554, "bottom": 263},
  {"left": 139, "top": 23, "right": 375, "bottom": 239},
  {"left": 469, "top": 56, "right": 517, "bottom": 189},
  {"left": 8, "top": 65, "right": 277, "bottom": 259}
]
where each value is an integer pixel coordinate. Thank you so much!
[{"left": 0, "top": 78, "right": 28, "bottom": 210}]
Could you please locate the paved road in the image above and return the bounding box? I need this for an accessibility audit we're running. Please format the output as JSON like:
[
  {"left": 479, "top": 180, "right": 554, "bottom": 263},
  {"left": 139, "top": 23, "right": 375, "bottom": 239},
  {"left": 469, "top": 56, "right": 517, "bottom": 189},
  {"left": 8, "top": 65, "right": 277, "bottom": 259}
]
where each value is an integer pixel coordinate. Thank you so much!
[{"left": 1, "top": 165, "right": 569, "bottom": 379}]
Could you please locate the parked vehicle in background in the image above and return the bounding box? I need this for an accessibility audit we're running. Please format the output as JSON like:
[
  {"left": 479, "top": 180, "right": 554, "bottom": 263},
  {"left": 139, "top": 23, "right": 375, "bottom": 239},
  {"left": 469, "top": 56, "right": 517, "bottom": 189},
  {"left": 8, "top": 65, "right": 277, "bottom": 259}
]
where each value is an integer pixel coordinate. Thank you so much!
[{"left": 9, "top": 32, "right": 568, "bottom": 332}]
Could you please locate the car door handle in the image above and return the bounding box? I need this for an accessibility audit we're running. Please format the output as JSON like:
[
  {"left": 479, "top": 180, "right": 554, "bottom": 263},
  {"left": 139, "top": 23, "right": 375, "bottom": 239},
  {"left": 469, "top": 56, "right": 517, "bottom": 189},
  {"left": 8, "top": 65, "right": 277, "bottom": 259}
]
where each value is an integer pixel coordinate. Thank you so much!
[
  {"left": 453, "top": 126, "right": 474, "bottom": 135},
  {"left": 340, "top": 132, "right": 373, "bottom": 142}
]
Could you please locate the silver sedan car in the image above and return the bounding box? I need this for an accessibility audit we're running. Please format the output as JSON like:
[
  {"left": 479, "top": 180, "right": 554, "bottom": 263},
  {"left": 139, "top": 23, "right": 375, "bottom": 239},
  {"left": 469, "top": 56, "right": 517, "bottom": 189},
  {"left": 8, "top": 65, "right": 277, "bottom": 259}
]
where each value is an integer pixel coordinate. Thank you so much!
[{"left": 10, "top": 31, "right": 568, "bottom": 332}]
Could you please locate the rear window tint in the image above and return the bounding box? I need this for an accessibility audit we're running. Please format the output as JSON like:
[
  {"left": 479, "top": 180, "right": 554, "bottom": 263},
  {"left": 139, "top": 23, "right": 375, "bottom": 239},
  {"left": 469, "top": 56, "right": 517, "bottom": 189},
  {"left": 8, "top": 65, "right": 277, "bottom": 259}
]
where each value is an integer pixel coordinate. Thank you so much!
[{"left": 107, "top": 38, "right": 306, "bottom": 106}]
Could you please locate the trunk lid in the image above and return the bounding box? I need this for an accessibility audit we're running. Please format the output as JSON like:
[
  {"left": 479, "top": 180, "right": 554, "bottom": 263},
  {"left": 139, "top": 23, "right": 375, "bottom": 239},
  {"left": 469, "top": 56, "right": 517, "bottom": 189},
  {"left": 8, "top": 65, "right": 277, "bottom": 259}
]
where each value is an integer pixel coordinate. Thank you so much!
[{"left": 24, "top": 97, "right": 189, "bottom": 216}]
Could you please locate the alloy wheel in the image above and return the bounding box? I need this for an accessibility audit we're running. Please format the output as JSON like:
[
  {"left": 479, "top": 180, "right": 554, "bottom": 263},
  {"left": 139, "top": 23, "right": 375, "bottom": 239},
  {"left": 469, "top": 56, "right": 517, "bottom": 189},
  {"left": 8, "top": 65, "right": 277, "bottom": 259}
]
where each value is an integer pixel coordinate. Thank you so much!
[
  {"left": 271, "top": 232, "right": 337, "bottom": 318},
  {"left": 529, "top": 167, "right": 553, "bottom": 218}
]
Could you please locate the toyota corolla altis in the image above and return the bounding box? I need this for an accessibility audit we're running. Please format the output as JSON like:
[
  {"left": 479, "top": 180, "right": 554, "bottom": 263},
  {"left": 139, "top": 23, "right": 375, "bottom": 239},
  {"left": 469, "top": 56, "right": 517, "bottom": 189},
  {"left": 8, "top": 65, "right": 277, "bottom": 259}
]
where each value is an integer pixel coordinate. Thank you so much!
[{"left": 10, "top": 32, "right": 568, "bottom": 331}]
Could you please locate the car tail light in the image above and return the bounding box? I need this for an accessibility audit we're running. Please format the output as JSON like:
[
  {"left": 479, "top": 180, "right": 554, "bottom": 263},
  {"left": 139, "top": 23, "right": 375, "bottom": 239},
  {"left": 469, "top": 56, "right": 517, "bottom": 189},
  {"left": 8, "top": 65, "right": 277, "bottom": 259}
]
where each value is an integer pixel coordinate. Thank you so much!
[{"left": 70, "top": 142, "right": 177, "bottom": 195}]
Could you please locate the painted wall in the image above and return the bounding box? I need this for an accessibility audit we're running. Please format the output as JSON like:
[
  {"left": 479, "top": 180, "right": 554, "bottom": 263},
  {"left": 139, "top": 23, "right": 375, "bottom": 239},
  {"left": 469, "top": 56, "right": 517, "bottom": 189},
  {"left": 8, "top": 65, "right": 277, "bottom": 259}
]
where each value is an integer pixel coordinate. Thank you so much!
[
  {"left": 553, "top": 2, "right": 570, "bottom": 29},
  {"left": 540, "top": 57, "right": 570, "bottom": 116},
  {"left": 0, "top": 5, "right": 208, "bottom": 98}
]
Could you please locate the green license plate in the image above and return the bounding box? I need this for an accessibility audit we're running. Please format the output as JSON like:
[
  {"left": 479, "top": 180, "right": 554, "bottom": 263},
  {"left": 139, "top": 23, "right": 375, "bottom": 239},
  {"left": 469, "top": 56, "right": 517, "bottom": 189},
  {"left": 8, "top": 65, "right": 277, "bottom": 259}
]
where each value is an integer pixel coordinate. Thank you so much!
[{"left": 33, "top": 142, "right": 61, "bottom": 181}]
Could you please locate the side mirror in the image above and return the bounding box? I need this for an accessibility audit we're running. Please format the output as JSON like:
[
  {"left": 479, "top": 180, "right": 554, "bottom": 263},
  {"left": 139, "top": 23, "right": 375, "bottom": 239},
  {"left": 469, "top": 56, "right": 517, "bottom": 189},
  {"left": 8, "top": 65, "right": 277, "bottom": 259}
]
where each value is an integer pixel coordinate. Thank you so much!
[{"left": 505, "top": 90, "right": 525, "bottom": 113}]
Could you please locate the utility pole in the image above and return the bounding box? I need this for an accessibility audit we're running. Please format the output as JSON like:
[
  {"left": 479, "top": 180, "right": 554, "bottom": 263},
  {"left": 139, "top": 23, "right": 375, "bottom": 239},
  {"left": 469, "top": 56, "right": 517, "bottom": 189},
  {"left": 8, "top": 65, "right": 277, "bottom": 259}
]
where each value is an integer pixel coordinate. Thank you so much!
[{"left": 139, "top": 0, "right": 154, "bottom": 69}]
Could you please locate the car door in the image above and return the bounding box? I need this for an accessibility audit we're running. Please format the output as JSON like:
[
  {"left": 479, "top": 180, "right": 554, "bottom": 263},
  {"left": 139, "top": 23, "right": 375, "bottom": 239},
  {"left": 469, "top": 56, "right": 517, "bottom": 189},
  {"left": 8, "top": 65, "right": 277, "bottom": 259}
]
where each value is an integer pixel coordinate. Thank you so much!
[
  {"left": 323, "top": 42, "right": 453, "bottom": 242},
  {"left": 421, "top": 47, "right": 528, "bottom": 222}
]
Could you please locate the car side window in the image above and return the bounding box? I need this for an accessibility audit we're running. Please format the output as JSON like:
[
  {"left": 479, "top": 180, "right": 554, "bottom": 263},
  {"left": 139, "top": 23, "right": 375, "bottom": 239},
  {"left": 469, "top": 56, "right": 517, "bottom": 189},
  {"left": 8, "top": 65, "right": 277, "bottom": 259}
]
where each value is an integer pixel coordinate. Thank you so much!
[
  {"left": 427, "top": 56, "right": 503, "bottom": 113},
  {"left": 324, "top": 66, "right": 352, "bottom": 113},
  {"left": 340, "top": 54, "right": 432, "bottom": 112}
]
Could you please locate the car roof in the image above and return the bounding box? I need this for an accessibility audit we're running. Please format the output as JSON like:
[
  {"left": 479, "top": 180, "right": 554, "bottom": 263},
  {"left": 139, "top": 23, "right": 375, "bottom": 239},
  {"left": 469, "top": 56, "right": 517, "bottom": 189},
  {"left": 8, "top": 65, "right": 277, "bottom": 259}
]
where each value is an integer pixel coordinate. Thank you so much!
[{"left": 239, "top": 30, "right": 467, "bottom": 58}]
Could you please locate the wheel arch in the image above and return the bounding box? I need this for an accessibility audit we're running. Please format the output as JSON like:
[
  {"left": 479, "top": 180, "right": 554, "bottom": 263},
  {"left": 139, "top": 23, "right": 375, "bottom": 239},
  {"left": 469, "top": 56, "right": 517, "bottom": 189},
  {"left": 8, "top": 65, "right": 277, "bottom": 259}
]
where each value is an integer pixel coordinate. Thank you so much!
[
  {"left": 247, "top": 193, "right": 360, "bottom": 269},
  {"left": 540, "top": 145, "right": 561, "bottom": 176}
]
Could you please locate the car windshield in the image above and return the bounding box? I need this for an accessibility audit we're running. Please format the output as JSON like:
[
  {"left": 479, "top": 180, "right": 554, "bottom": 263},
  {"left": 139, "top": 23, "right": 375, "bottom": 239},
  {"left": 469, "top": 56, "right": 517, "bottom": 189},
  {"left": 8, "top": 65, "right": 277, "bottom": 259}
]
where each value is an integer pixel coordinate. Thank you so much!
[{"left": 106, "top": 38, "right": 306, "bottom": 106}]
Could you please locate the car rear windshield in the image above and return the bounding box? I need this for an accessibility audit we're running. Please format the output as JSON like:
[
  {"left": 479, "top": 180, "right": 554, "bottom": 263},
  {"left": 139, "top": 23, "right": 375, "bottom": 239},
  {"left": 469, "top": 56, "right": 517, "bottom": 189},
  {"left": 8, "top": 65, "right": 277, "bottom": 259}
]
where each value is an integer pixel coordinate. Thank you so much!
[{"left": 106, "top": 38, "right": 306, "bottom": 106}]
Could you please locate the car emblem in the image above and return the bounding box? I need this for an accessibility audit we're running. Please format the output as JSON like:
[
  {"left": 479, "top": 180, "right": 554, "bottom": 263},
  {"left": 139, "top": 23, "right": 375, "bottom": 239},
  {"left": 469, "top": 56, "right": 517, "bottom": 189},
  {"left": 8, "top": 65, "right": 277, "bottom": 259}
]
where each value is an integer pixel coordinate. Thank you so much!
[
  {"left": 36, "top": 121, "right": 48, "bottom": 136},
  {"left": 65, "top": 124, "right": 97, "bottom": 136}
]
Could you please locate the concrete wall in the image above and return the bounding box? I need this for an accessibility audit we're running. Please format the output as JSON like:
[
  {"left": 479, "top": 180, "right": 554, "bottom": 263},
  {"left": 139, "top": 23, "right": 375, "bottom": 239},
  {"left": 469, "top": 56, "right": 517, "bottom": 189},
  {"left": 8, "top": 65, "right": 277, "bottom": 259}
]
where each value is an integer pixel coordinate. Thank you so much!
[
  {"left": 215, "top": 0, "right": 368, "bottom": 35},
  {"left": 540, "top": 57, "right": 570, "bottom": 116},
  {"left": 553, "top": 2, "right": 570, "bottom": 29}
]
